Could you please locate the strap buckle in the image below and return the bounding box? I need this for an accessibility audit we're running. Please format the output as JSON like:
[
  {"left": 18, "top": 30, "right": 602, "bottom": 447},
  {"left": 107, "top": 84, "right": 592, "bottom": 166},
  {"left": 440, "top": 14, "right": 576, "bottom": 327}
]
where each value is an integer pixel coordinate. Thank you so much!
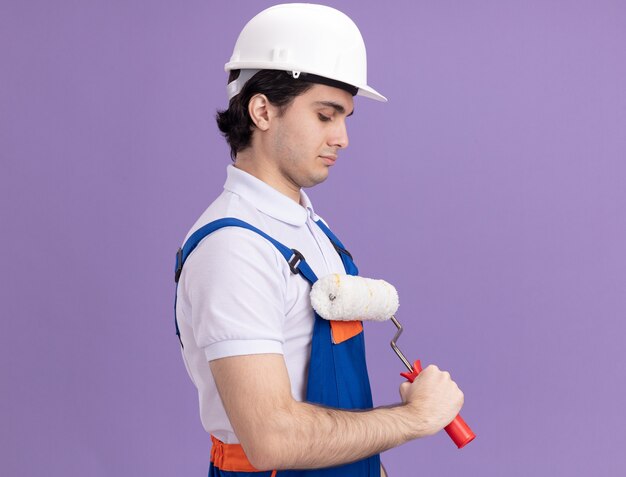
[
  {"left": 174, "top": 248, "right": 183, "bottom": 283},
  {"left": 288, "top": 249, "right": 304, "bottom": 274},
  {"left": 332, "top": 242, "right": 353, "bottom": 260}
]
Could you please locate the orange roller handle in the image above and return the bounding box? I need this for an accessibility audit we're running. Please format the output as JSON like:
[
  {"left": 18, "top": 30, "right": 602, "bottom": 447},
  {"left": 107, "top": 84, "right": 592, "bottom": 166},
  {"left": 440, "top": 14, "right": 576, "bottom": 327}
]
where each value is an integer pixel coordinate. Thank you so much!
[{"left": 401, "top": 360, "right": 476, "bottom": 449}]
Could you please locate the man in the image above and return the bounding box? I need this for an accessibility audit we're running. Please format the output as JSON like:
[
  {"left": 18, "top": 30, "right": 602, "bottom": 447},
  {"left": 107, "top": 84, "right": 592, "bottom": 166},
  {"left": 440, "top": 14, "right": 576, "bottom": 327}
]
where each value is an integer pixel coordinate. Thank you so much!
[{"left": 174, "top": 4, "right": 464, "bottom": 476}]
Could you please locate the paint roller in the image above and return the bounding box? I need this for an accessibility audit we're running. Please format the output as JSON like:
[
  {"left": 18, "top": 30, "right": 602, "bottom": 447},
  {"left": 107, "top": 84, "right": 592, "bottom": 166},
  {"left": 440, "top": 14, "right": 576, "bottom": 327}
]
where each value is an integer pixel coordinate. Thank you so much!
[{"left": 310, "top": 273, "right": 475, "bottom": 449}]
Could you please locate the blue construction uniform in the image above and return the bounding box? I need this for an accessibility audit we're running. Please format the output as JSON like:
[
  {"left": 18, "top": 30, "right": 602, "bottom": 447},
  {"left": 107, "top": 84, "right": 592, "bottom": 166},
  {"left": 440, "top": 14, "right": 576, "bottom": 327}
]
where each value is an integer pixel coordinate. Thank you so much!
[{"left": 175, "top": 218, "right": 380, "bottom": 476}]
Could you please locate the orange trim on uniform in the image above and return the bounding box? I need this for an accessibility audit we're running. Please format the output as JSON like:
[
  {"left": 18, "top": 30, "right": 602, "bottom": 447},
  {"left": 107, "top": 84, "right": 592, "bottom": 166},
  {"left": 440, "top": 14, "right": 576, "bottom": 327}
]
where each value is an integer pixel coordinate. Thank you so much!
[
  {"left": 210, "top": 435, "right": 260, "bottom": 472},
  {"left": 330, "top": 320, "right": 363, "bottom": 344}
]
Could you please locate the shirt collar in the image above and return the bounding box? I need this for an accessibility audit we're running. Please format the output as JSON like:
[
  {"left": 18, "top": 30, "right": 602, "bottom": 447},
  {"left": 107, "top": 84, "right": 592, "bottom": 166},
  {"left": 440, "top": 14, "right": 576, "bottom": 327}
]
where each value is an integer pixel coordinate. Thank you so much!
[
  {"left": 224, "top": 165, "right": 316, "bottom": 226},
  {"left": 299, "top": 188, "right": 321, "bottom": 222}
]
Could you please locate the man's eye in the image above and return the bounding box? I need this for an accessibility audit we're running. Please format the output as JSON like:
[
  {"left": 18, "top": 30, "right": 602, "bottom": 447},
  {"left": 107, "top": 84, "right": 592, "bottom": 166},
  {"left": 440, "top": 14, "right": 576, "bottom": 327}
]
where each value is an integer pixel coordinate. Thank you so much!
[{"left": 318, "top": 113, "right": 331, "bottom": 122}]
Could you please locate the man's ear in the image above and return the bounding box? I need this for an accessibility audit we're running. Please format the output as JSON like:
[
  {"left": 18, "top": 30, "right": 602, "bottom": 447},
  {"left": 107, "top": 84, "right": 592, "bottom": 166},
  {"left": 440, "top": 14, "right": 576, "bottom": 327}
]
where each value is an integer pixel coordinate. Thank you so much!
[{"left": 248, "top": 94, "right": 275, "bottom": 131}]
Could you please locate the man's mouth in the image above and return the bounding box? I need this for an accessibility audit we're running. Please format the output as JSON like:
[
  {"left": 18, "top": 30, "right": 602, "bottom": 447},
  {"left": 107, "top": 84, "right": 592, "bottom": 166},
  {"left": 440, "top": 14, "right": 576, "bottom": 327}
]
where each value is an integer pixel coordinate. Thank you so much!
[{"left": 319, "top": 154, "right": 337, "bottom": 166}]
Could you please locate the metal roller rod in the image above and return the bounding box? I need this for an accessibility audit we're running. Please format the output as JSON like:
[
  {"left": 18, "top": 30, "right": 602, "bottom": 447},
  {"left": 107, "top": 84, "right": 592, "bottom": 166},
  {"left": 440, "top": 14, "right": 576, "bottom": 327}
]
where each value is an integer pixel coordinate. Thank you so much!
[{"left": 390, "top": 316, "right": 413, "bottom": 372}]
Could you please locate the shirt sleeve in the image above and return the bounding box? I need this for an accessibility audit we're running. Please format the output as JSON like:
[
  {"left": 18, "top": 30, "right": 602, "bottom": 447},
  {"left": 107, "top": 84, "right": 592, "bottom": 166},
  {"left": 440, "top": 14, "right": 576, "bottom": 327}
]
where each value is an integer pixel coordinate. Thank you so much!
[{"left": 179, "top": 226, "right": 287, "bottom": 362}]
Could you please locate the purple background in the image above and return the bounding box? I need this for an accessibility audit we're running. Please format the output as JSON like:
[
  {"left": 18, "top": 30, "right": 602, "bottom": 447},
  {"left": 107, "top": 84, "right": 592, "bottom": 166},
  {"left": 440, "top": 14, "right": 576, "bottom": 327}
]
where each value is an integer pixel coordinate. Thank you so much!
[{"left": 2, "top": 1, "right": 625, "bottom": 475}]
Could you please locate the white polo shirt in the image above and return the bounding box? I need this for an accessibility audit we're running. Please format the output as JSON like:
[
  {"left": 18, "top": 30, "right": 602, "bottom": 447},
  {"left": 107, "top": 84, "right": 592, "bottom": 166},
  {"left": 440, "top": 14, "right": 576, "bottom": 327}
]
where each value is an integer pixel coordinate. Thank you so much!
[{"left": 176, "top": 165, "right": 347, "bottom": 443}]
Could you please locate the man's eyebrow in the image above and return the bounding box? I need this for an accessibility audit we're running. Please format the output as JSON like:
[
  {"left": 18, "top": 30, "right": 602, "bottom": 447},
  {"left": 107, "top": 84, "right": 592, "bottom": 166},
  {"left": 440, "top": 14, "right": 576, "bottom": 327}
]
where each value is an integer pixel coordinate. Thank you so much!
[{"left": 314, "top": 101, "right": 354, "bottom": 117}]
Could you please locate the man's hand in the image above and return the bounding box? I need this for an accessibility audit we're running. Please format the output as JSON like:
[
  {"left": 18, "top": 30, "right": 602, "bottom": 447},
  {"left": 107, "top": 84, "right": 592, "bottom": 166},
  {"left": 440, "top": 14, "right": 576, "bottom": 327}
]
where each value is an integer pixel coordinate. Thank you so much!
[{"left": 399, "top": 364, "right": 464, "bottom": 438}]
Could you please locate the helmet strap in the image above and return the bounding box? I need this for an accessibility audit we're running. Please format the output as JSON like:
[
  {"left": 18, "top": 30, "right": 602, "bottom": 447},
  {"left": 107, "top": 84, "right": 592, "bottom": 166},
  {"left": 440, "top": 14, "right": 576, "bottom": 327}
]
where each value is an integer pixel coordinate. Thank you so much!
[{"left": 226, "top": 69, "right": 261, "bottom": 101}]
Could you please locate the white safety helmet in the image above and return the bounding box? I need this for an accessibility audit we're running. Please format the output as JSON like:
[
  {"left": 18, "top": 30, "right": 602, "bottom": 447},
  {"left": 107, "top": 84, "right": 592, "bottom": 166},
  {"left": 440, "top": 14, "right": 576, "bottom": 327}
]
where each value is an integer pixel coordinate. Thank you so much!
[{"left": 225, "top": 3, "right": 386, "bottom": 102}]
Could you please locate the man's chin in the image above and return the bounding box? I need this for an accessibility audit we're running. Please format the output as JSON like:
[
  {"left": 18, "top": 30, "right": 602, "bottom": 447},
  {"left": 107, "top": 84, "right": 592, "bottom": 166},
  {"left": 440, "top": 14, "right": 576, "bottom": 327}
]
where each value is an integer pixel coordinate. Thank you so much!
[{"left": 303, "top": 171, "right": 330, "bottom": 188}]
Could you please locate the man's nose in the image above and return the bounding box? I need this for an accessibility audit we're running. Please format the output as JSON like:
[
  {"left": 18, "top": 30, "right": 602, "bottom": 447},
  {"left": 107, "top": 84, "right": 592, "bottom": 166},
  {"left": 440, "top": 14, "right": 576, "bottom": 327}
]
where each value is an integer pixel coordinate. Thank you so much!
[{"left": 329, "top": 120, "right": 349, "bottom": 149}]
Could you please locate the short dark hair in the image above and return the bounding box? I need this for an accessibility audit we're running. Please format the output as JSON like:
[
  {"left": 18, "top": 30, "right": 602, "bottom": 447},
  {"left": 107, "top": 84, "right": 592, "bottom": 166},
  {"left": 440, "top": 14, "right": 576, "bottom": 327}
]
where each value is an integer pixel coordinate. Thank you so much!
[{"left": 216, "top": 70, "right": 315, "bottom": 160}]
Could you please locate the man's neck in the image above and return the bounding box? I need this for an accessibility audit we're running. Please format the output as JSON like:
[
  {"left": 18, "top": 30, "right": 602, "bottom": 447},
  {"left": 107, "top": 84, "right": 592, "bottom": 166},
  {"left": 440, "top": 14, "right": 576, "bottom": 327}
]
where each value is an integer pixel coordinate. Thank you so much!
[{"left": 234, "top": 154, "right": 302, "bottom": 204}]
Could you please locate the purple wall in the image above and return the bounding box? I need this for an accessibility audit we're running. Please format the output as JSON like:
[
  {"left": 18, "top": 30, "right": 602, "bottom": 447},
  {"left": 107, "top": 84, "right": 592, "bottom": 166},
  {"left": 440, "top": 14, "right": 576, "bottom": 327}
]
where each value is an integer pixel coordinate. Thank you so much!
[{"left": 2, "top": 1, "right": 625, "bottom": 475}]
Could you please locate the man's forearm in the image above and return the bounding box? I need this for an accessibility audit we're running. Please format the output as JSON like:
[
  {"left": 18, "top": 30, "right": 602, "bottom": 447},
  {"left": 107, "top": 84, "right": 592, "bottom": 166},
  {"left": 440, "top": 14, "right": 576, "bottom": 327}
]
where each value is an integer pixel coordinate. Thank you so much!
[
  {"left": 211, "top": 354, "right": 462, "bottom": 471},
  {"left": 245, "top": 399, "right": 425, "bottom": 470}
]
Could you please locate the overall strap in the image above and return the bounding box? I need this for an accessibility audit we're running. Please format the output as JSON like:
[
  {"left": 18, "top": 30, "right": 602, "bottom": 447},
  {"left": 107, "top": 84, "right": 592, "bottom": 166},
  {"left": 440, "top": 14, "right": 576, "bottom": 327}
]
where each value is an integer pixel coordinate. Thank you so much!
[
  {"left": 173, "top": 217, "right": 318, "bottom": 346},
  {"left": 314, "top": 219, "right": 358, "bottom": 276}
]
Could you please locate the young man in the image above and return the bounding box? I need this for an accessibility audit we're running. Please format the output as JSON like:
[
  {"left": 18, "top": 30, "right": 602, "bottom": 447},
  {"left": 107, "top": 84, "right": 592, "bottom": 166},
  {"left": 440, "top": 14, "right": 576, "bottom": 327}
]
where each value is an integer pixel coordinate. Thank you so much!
[{"left": 174, "top": 4, "right": 464, "bottom": 476}]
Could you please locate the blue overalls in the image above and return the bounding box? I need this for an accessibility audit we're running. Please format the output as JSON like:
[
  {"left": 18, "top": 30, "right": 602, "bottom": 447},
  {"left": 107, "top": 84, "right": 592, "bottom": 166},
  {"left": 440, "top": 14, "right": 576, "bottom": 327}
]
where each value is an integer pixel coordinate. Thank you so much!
[{"left": 174, "top": 218, "right": 380, "bottom": 477}]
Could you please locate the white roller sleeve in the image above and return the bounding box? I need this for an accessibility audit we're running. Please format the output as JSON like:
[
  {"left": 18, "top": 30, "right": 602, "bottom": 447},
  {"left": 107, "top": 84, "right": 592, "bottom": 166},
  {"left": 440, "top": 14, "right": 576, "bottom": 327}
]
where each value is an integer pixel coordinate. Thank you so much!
[{"left": 310, "top": 274, "right": 399, "bottom": 322}]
